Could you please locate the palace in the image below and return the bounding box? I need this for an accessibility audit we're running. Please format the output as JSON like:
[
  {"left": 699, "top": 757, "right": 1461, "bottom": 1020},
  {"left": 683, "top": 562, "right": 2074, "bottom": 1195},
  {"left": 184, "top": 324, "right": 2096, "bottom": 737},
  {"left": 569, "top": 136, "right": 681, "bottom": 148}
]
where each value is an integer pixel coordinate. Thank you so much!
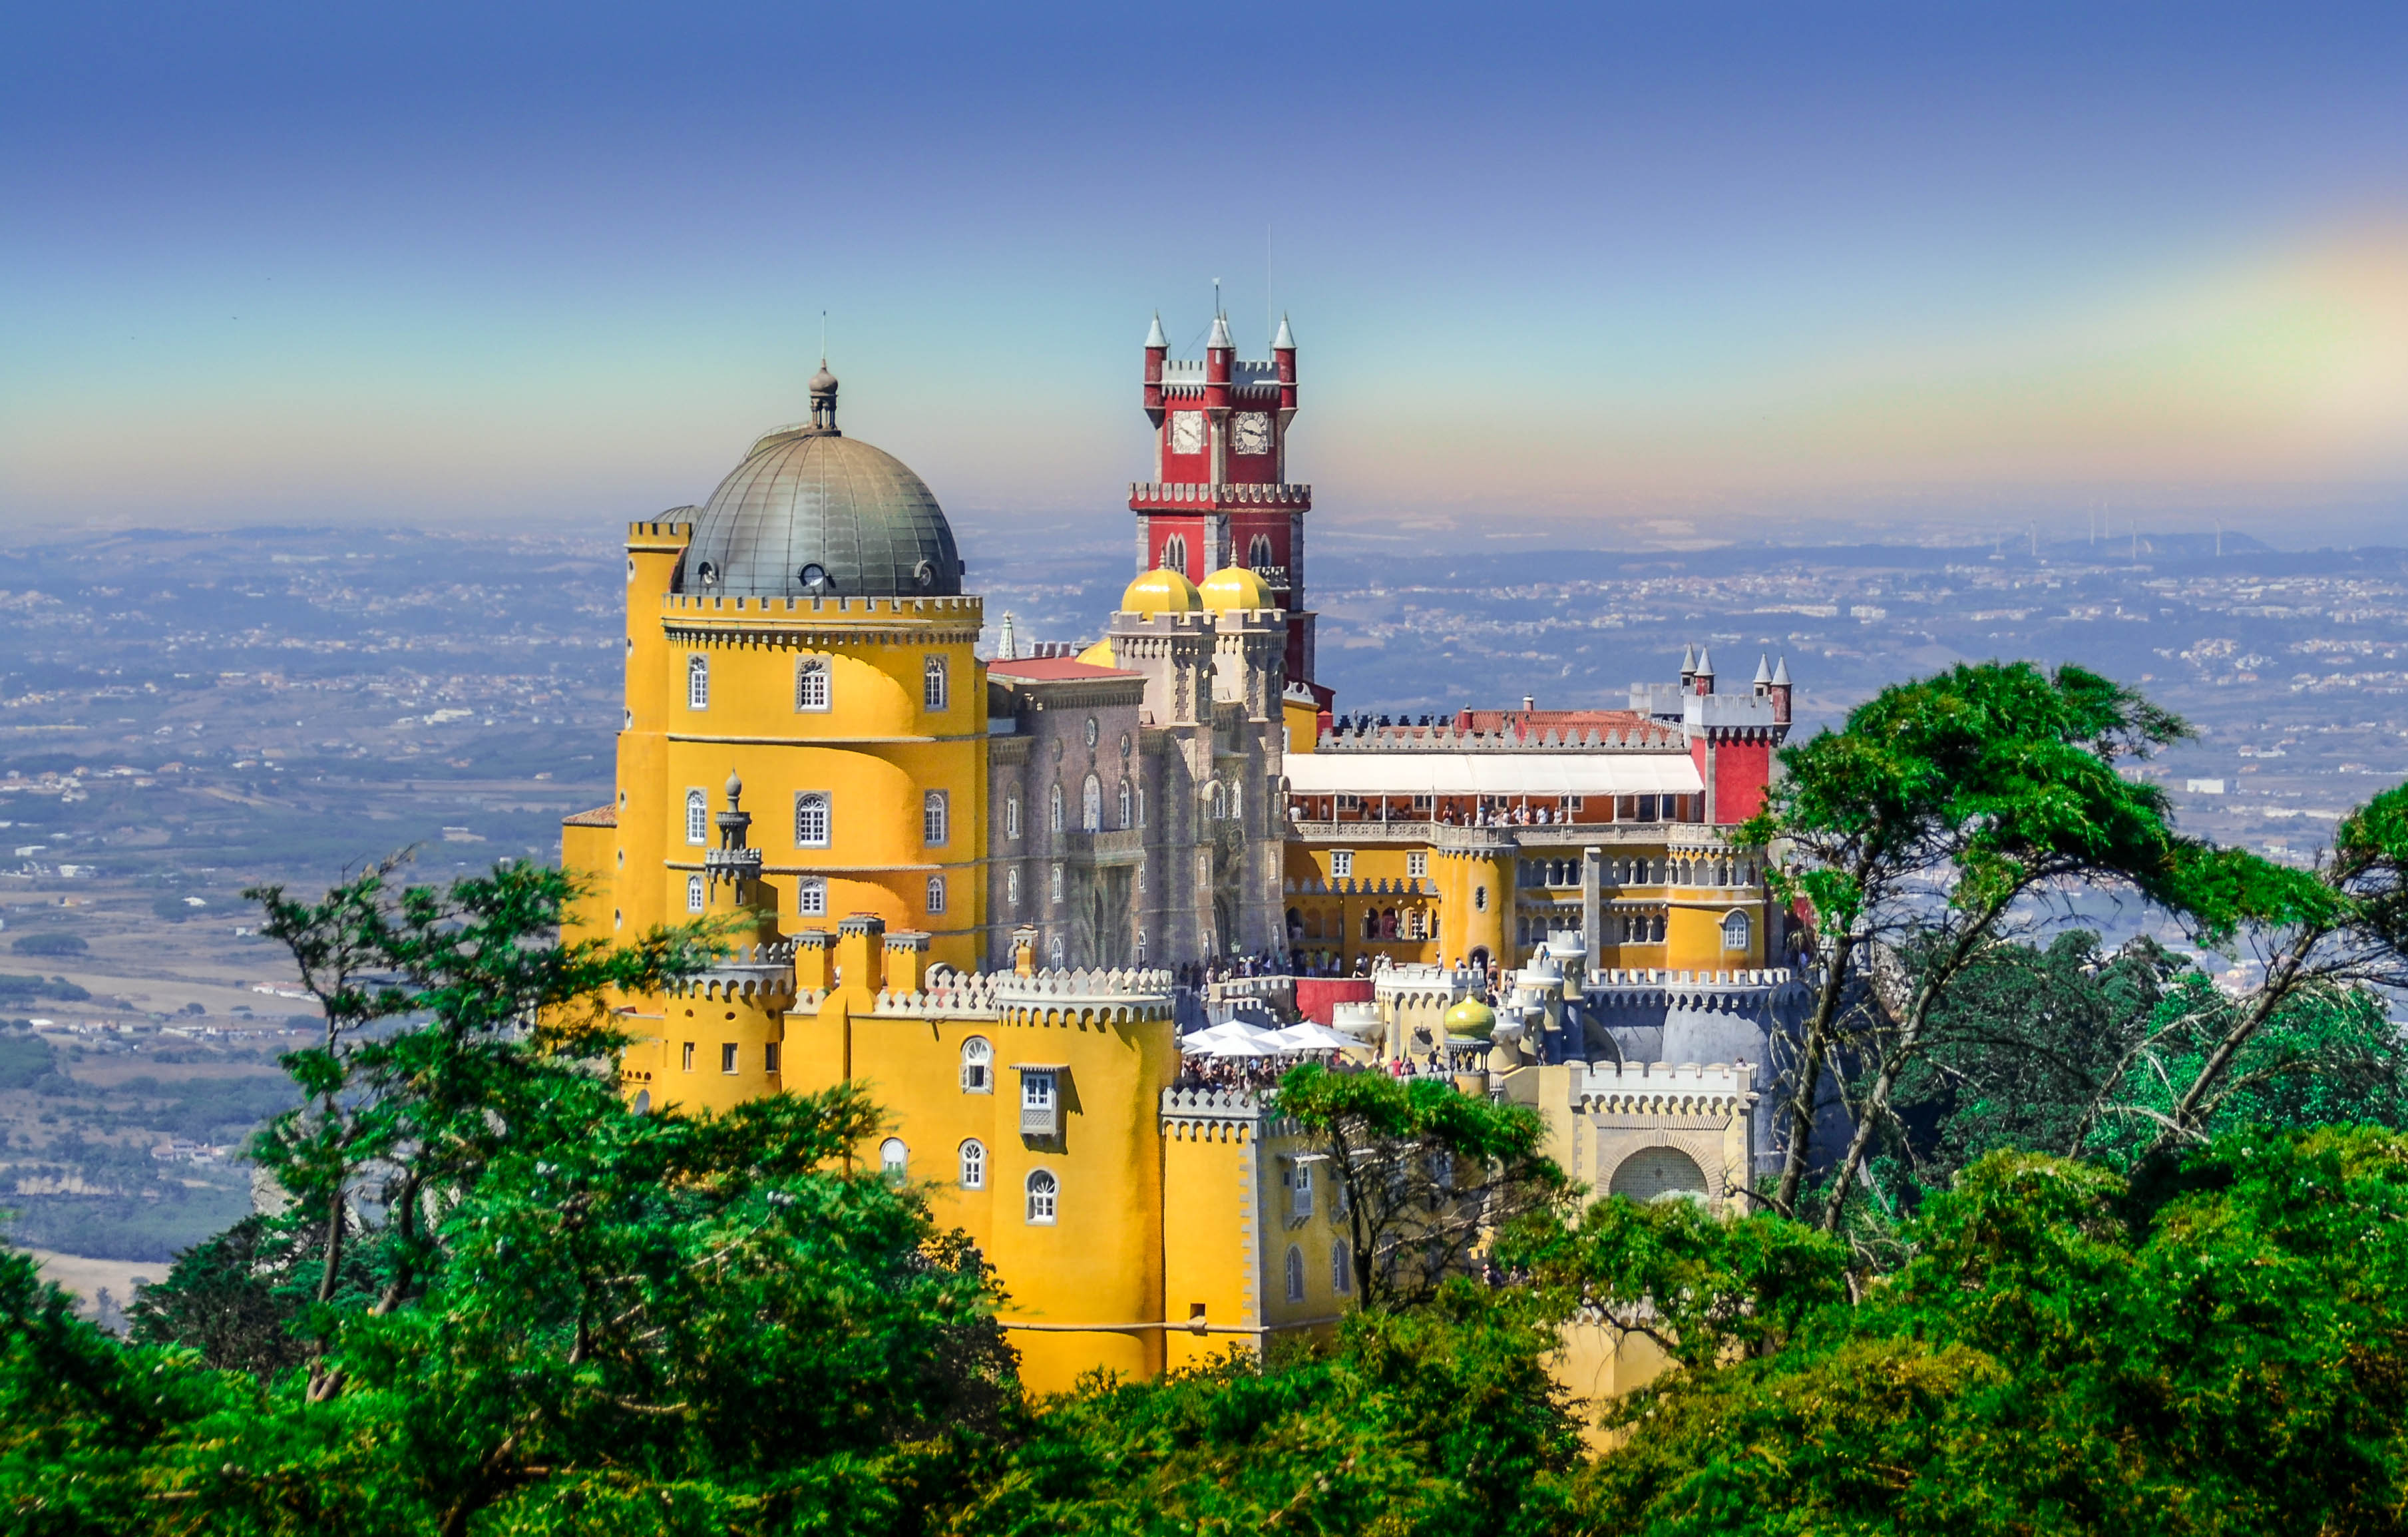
[{"left": 560, "top": 320, "right": 1806, "bottom": 1391}]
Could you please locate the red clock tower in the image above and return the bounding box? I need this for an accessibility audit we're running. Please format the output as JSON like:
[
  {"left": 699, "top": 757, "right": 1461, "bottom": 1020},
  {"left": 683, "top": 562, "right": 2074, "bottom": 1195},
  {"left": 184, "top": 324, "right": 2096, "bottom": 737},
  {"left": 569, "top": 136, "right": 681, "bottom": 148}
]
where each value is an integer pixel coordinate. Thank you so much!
[{"left": 1134, "top": 310, "right": 1319, "bottom": 688}]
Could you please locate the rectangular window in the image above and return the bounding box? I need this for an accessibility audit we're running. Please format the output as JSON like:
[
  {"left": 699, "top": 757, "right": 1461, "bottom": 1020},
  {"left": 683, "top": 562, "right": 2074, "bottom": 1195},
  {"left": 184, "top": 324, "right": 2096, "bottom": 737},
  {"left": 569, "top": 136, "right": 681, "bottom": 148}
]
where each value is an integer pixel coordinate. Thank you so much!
[
  {"left": 926, "top": 874, "right": 947, "bottom": 915},
  {"left": 1293, "top": 1162, "right": 1314, "bottom": 1219},
  {"left": 681, "top": 1041, "right": 695, "bottom": 1072},
  {"left": 923, "top": 655, "right": 950, "bottom": 712},
  {"left": 1020, "top": 1069, "right": 1059, "bottom": 1137},
  {"left": 923, "top": 789, "right": 949, "bottom": 846},
  {"left": 1406, "top": 851, "right": 1428, "bottom": 879},
  {"left": 686, "top": 875, "right": 705, "bottom": 913},
  {"left": 720, "top": 1042, "right": 738, "bottom": 1075},
  {"left": 797, "top": 877, "right": 826, "bottom": 917},
  {"left": 765, "top": 1042, "right": 781, "bottom": 1074},
  {"left": 794, "top": 791, "right": 830, "bottom": 847},
  {"left": 1050, "top": 863, "right": 1064, "bottom": 905},
  {"left": 687, "top": 654, "right": 709, "bottom": 710},
  {"left": 1329, "top": 850, "right": 1354, "bottom": 879},
  {"left": 795, "top": 658, "right": 831, "bottom": 712},
  {"left": 686, "top": 789, "right": 709, "bottom": 845},
  {"left": 1007, "top": 793, "right": 1022, "bottom": 839}
]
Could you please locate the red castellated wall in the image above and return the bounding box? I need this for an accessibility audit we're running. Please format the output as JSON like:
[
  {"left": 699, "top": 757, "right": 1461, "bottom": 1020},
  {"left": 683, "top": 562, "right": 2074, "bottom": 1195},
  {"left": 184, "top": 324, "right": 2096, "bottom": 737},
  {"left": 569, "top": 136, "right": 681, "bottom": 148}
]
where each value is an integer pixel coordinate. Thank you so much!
[{"left": 1699, "top": 735, "right": 1775, "bottom": 824}]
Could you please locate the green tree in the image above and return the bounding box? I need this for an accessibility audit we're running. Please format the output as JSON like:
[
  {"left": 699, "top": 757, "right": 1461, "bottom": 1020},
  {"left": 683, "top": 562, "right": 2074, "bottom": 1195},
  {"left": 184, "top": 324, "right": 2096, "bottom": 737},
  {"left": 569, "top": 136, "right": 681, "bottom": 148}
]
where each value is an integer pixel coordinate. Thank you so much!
[
  {"left": 1272, "top": 1062, "right": 1564, "bottom": 1311},
  {"left": 240, "top": 855, "right": 720, "bottom": 1398},
  {"left": 1746, "top": 662, "right": 2195, "bottom": 1232},
  {"left": 957, "top": 1287, "right": 1579, "bottom": 1537}
]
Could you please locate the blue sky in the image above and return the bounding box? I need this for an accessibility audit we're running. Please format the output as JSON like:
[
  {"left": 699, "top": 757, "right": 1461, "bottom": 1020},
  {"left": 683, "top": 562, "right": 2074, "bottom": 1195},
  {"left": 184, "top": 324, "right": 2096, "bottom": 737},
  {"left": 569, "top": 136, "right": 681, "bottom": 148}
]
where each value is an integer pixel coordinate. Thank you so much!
[{"left": 6, "top": 2, "right": 2406, "bottom": 546}]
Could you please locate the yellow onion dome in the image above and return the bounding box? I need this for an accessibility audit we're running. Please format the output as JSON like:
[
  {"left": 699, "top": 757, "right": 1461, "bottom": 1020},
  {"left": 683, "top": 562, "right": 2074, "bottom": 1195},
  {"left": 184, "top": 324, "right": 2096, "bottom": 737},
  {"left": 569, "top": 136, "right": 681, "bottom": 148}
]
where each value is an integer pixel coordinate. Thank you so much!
[
  {"left": 1442, "top": 997, "right": 1497, "bottom": 1040},
  {"left": 1120, "top": 566, "right": 1203, "bottom": 614},
  {"left": 1076, "top": 638, "right": 1117, "bottom": 668},
  {"left": 1199, "top": 565, "right": 1276, "bottom": 610}
]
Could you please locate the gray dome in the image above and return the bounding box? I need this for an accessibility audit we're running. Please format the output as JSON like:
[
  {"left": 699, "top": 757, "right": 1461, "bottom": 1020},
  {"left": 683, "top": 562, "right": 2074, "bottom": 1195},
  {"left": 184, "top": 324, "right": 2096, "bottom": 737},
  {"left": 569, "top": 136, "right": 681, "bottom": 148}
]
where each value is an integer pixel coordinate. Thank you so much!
[{"left": 681, "top": 426, "right": 963, "bottom": 599}]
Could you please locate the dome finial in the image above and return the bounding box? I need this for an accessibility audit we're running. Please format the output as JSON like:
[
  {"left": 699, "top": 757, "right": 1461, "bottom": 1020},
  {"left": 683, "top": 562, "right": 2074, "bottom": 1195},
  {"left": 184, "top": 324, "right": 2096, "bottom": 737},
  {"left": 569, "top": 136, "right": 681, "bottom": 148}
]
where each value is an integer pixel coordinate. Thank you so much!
[{"left": 807, "top": 349, "right": 839, "bottom": 433}]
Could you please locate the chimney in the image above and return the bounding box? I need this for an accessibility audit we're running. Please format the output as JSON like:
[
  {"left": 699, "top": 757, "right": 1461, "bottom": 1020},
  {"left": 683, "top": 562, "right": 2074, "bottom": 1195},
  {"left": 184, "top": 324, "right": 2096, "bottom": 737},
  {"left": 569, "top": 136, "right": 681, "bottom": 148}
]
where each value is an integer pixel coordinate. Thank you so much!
[
  {"left": 883, "top": 930, "right": 930, "bottom": 995},
  {"left": 834, "top": 913, "right": 885, "bottom": 1001}
]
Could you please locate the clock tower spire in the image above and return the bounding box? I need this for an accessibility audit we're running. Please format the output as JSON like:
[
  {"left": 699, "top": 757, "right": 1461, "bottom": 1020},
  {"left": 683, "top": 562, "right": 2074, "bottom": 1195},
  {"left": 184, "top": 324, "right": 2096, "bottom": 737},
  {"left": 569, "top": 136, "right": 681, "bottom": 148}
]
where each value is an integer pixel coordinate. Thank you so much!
[{"left": 1131, "top": 309, "right": 1316, "bottom": 688}]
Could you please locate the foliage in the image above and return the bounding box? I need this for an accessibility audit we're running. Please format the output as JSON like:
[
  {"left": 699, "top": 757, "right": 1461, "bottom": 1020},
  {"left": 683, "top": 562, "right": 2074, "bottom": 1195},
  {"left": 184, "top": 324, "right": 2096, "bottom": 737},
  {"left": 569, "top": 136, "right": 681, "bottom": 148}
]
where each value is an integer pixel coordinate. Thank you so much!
[
  {"left": 956, "top": 1286, "right": 1579, "bottom": 1537},
  {"left": 0, "top": 972, "right": 91, "bottom": 1002},
  {"left": 1496, "top": 1194, "right": 1849, "bottom": 1372},
  {"left": 1742, "top": 662, "right": 2196, "bottom": 1226},
  {"left": 1272, "top": 1062, "right": 1565, "bottom": 1309},
  {"left": 124, "top": 1213, "right": 323, "bottom": 1377},
  {"left": 10, "top": 933, "right": 89, "bottom": 957},
  {"left": 1573, "top": 1132, "right": 2408, "bottom": 1535}
]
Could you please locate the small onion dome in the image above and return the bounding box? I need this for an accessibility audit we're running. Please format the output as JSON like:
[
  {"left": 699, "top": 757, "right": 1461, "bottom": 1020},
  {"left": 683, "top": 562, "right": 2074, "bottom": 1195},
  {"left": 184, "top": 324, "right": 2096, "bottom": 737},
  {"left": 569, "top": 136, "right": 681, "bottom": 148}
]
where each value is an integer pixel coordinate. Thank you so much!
[
  {"left": 1076, "top": 637, "right": 1116, "bottom": 668},
  {"left": 1199, "top": 565, "right": 1275, "bottom": 610},
  {"left": 1442, "top": 997, "right": 1497, "bottom": 1040},
  {"left": 1120, "top": 566, "right": 1203, "bottom": 614}
]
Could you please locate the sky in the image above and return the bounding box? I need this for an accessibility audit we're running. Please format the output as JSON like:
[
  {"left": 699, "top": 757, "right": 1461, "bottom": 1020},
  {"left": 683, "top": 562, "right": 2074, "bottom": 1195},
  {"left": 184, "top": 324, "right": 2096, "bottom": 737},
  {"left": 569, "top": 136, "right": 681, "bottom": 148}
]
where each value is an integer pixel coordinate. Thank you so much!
[{"left": 5, "top": 1, "right": 2407, "bottom": 549}]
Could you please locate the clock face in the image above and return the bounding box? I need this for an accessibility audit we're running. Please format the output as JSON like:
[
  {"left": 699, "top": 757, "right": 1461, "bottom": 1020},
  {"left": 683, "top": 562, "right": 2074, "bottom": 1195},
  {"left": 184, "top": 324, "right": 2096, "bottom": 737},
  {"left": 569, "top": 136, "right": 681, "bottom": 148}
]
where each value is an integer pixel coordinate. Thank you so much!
[
  {"left": 1231, "top": 412, "right": 1273, "bottom": 457},
  {"left": 1169, "top": 411, "right": 1206, "bottom": 455}
]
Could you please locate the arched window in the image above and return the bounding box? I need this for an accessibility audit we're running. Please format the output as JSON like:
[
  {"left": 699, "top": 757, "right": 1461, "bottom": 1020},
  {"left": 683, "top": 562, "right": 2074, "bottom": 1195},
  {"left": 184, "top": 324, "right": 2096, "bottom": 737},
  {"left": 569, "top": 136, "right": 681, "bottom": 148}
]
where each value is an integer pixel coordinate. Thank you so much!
[
  {"left": 923, "top": 655, "right": 949, "bottom": 712},
  {"left": 1135, "top": 928, "right": 1147, "bottom": 963},
  {"left": 686, "top": 654, "right": 709, "bottom": 710},
  {"left": 958, "top": 1139, "right": 986, "bottom": 1190},
  {"left": 1049, "top": 782, "right": 1064, "bottom": 832},
  {"left": 1135, "top": 785, "right": 1146, "bottom": 827},
  {"left": 794, "top": 792, "right": 829, "bottom": 847},
  {"left": 924, "top": 789, "right": 949, "bottom": 846},
  {"left": 1006, "top": 867, "right": 1021, "bottom": 909},
  {"left": 1652, "top": 914, "right": 1667, "bottom": 943},
  {"left": 1473, "top": 885, "right": 1488, "bottom": 912},
  {"left": 1248, "top": 533, "right": 1274, "bottom": 570},
  {"left": 879, "top": 1138, "right": 908, "bottom": 1180},
  {"left": 686, "top": 789, "right": 709, "bottom": 845},
  {"left": 1117, "top": 779, "right": 1133, "bottom": 829},
  {"left": 1721, "top": 911, "right": 1751, "bottom": 950},
  {"left": 795, "top": 657, "right": 830, "bottom": 712},
  {"left": 960, "top": 1037, "right": 993, "bottom": 1093},
  {"left": 1006, "top": 793, "right": 1023, "bottom": 839},
  {"left": 797, "top": 876, "right": 826, "bottom": 917},
  {"left": 1047, "top": 935, "right": 1065, "bottom": 969},
  {"left": 1161, "top": 535, "right": 1188, "bottom": 574},
  {"left": 1050, "top": 863, "right": 1064, "bottom": 905},
  {"left": 1285, "top": 1245, "right": 1305, "bottom": 1302},
  {"left": 1332, "top": 1241, "right": 1353, "bottom": 1295},
  {"left": 925, "top": 874, "right": 947, "bottom": 915},
  {"left": 1082, "top": 774, "right": 1102, "bottom": 831},
  {"left": 1025, "top": 1169, "right": 1058, "bottom": 1224},
  {"left": 1208, "top": 782, "right": 1226, "bottom": 820},
  {"left": 686, "top": 875, "right": 704, "bottom": 913},
  {"left": 1228, "top": 779, "right": 1242, "bottom": 824}
]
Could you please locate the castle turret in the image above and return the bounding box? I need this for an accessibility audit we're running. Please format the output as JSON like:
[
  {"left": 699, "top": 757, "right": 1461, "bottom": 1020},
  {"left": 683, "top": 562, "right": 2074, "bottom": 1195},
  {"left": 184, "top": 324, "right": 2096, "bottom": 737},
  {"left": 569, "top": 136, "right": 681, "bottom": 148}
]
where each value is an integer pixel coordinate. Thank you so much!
[{"left": 1770, "top": 656, "right": 1793, "bottom": 725}]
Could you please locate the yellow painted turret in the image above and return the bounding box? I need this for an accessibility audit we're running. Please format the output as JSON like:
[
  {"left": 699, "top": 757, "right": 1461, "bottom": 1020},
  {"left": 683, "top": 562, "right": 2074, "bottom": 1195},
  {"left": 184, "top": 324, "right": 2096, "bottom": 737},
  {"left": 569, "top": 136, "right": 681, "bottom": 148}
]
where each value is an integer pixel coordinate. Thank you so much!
[
  {"left": 1199, "top": 565, "right": 1275, "bottom": 611},
  {"left": 1121, "top": 566, "right": 1203, "bottom": 614},
  {"left": 1076, "top": 637, "right": 1117, "bottom": 667}
]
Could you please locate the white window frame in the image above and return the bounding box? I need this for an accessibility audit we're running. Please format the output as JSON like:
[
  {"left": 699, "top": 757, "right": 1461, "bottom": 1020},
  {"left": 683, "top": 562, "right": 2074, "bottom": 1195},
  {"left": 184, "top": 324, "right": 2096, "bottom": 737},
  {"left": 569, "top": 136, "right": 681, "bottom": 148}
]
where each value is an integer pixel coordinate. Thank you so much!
[
  {"left": 1049, "top": 782, "right": 1064, "bottom": 833},
  {"left": 795, "top": 656, "right": 831, "bottom": 712},
  {"left": 1722, "top": 910, "right": 1752, "bottom": 949},
  {"left": 1050, "top": 863, "right": 1064, "bottom": 905},
  {"left": 1047, "top": 935, "right": 1065, "bottom": 969},
  {"left": 686, "top": 653, "right": 709, "bottom": 710},
  {"left": 1329, "top": 850, "right": 1354, "bottom": 879},
  {"left": 1006, "top": 793, "right": 1022, "bottom": 840},
  {"left": 926, "top": 873, "right": 947, "bottom": 915},
  {"left": 958, "top": 1139, "right": 986, "bottom": 1190},
  {"left": 1117, "top": 779, "right": 1133, "bottom": 829},
  {"left": 879, "top": 1138, "right": 908, "bottom": 1178},
  {"left": 1406, "top": 851, "right": 1428, "bottom": 879},
  {"left": 686, "top": 875, "right": 705, "bottom": 913},
  {"left": 1082, "top": 774, "right": 1102, "bottom": 832},
  {"left": 1025, "top": 1168, "right": 1058, "bottom": 1225},
  {"left": 794, "top": 791, "right": 830, "bottom": 848},
  {"left": 1332, "top": 1241, "right": 1352, "bottom": 1295},
  {"left": 1006, "top": 867, "right": 1021, "bottom": 909},
  {"left": 960, "top": 1036, "right": 993, "bottom": 1093},
  {"left": 1293, "top": 1161, "right": 1314, "bottom": 1219},
  {"left": 686, "top": 789, "right": 709, "bottom": 845},
  {"left": 923, "top": 654, "right": 950, "bottom": 712},
  {"left": 797, "top": 877, "right": 827, "bottom": 917},
  {"left": 924, "top": 789, "right": 949, "bottom": 846},
  {"left": 719, "top": 1042, "right": 738, "bottom": 1075},
  {"left": 1161, "top": 533, "right": 1187, "bottom": 573}
]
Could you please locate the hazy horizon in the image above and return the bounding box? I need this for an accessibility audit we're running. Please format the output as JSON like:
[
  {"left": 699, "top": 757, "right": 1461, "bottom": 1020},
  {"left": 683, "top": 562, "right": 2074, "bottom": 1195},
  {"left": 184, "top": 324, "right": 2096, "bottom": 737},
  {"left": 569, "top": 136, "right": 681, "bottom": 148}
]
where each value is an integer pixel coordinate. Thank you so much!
[{"left": 7, "top": 3, "right": 2406, "bottom": 546}]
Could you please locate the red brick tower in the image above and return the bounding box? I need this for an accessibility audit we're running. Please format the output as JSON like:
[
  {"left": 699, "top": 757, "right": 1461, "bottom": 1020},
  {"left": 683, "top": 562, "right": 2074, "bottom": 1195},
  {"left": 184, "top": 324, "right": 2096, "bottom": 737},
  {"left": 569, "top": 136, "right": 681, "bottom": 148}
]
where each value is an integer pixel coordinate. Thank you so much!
[{"left": 1133, "top": 311, "right": 1318, "bottom": 686}]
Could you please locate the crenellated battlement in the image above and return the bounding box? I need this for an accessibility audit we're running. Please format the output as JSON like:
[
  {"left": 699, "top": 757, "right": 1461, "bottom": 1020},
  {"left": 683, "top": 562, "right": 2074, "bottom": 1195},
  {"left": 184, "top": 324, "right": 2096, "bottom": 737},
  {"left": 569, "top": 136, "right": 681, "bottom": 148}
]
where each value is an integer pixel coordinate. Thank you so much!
[
  {"left": 1127, "top": 481, "right": 1311, "bottom": 509},
  {"left": 1572, "top": 1058, "right": 1756, "bottom": 1117},
  {"left": 1314, "top": 722, "right": 1681, "bottom": 752}
]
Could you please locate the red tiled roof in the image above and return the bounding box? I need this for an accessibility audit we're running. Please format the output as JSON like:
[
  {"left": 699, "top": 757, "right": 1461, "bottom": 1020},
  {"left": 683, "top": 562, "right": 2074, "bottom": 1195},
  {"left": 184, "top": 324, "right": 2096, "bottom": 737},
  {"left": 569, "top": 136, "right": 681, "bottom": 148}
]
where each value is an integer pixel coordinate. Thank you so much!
[
  {"left": 988, "top": 657, "right": 1139, "bottom": 681},
  {"left": 562, "top": 805, "right": 618, "bottom": 827}
]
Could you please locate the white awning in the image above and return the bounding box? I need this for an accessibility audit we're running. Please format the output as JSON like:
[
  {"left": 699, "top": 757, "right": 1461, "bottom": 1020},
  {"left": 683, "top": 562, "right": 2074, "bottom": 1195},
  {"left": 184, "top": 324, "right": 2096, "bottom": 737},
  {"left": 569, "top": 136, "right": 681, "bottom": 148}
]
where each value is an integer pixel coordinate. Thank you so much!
[{"left": 1282, "top": 752, "right": 1703, "bottom": 799}]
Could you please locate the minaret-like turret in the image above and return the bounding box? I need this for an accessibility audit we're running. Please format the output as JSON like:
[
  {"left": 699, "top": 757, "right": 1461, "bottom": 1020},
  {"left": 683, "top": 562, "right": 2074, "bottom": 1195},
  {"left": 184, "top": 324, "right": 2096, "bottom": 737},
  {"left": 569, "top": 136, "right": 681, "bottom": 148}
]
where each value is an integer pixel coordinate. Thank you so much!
[
  {"left": 1769, "top": 656, "right": 1793, "bottom": 725},
  {"left": 1679, "top": 643, "right": 1698, "bottom": 691},
  {"left": 1752, "top": 655, "right": 1774, "bottom": 697},
  {"left": 1693, "top": 648, "right": 1715, "bottom": 696}
]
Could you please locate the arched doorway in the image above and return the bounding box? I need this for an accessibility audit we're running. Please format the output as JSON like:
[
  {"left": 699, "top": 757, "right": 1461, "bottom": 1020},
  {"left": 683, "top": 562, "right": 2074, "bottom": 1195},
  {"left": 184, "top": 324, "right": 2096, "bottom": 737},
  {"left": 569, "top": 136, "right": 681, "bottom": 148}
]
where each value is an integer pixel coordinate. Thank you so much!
[{"left": 1608, "top": 1146, "right": 1708, "bottom": 1203}]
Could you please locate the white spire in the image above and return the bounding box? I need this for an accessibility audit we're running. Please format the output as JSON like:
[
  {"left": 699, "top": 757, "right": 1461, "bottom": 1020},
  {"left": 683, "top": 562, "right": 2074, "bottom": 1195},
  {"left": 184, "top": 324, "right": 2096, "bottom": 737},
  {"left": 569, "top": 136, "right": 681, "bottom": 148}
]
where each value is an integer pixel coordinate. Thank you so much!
[
  {"left": 1753, "top": 654, "right": 1774, "bottom": 686},
  {"left": 1695, "top": 646, "right": 1714, "bottom": 676},
  {"left": 998, "top": 612, "right": 1018, "bottom": 661},
  {"left": 1143, "top": 312, "right": 1167, "bottom": 348},
  {"left": 1207, "top": 311, "right": 1232, "bottom": 349},
  {"left": 1273, "top": 312, "right": 1295, "bottom": 349},
  {"left": 1679, "top": 642, "right": 1697, "bottom": 676},
  {"left": 1771, "top": 656, "right": 1792, "bottom": 686}
]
